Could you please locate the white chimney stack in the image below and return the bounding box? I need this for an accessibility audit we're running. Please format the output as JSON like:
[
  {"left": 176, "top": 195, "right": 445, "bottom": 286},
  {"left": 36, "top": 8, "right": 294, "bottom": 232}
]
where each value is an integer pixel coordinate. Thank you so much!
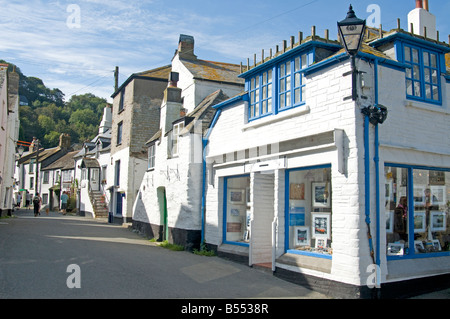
[{"left": 408, "top": 0, "right": 437, "bottom": 40}]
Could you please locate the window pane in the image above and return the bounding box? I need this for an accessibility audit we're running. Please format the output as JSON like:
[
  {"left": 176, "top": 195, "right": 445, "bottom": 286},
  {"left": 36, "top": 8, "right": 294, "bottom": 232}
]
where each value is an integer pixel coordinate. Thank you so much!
[
  {"left": 425, "top": 84, "right": 432, "bottom": 99},
  {"left": 286, "top": 61, "right": 291, "bottom": 74},
  {"left": 280, "top": 79, "right": 285, "bottom": 92},
  {"left": 423, "top": 51, "right": 429, "bottom": 66},
  {"left": 406, "top": 67, "right": 412, "bottom": 79},
  {"left": 268, "top": 83, "right": 272, "bottom": 98},
  {"left": 430, "top": 54, "right": 437, "bottom": 68},
  {"left": 286, "top": 91, "right": 291, "bottom": 107},
  {"left": 295, "top": 57, "right": 300, "bottom": 72},
  {"left": 251, "top": 78, "right": 255, "bottom": 90},
  {"left": 294, "top": 88, "right": 300, "bottom": 104},
  {"left": 280, "top": 94, "right": 285, "bottom": 108},
  {"left": 280, "top": 64, "right": 285, "bottom": 77},
  {"left": 414, "top": 81, "right": 421, "bottom": 96},
  {"left": 406, "top": 80, "right": 413, "bottom": 95},
  {"left": 413, "top": 65, "right": 420, "bottom": 79},
  {"left": 412, "top": 169, "right": 450, "bottom": 254},
  {"left": 288, "top": 167, "right": 332, "bottom": 255},
  {"left": 295, "top": 73, "right": 301, "bottom": 87},
  {"left": 301, "top": 54, "right": 307, "bottom": 68},
  {"left": 432, "top": 86, "right": 439, "bottom": 101},
  {"left": 404, "top": 46, "right": 411, "bottom": 61},
  {"left": 267, "top": 98, "right": 272, "bottom": 113},
  {"left": 412, "top": 48, "right": 419, "bottom": 63},
  {"left": 385, "top": 166, "right": 409, "bottom": 256},
  {"left": 432, "top": 70, "right": 438, "bottom": 84}
]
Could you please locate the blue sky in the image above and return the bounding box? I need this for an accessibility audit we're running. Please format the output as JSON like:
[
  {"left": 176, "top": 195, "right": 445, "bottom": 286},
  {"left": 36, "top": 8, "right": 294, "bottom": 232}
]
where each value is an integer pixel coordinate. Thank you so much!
[{"left": 1, "top": 0, "right": 449, "bottom": 103}]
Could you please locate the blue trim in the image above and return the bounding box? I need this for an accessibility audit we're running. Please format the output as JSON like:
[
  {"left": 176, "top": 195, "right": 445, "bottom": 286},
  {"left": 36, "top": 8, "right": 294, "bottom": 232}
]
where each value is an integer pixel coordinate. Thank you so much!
[
  {"left": 201, "top": 109, "right": 223, "bottom": 243},
  {"left": 374, "top": 59, "right": 381, "bottom": 272},
  {"left": 369, "top": 32, "right": 450, "bottom": 54},
  {"left": 287, "top": 249, "right": 332, "bottom": 260},
  {"left": 239, "top": 41, "right": 341, "bottom": 79},
  {"left": 212, "top": 93, "right": 247, "bottom": 110}
]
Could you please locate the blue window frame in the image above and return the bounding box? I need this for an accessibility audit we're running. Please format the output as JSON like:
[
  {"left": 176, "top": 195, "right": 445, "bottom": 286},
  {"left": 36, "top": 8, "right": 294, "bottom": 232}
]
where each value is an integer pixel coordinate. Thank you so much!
[
  {"left": 247, "top": 50, "right": 312, "bottom": 121},
  {"left": 385, "top": 164, "right": 450, "bottom": 260},
  {"left": 403, "top": 44, "right": 441, "bottom": 104},
  {"left": 249, "top": 70, "right": 272, "bottom": 119}
]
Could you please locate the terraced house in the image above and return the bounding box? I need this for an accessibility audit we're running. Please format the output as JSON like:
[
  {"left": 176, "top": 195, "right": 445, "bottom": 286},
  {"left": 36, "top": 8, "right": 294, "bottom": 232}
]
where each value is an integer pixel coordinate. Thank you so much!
[
  {"left": 132, "top": 35, "right": 244, "bottom": 249},
  {"left": 202, "top": 2, "right": 450, "bottom": 298}
]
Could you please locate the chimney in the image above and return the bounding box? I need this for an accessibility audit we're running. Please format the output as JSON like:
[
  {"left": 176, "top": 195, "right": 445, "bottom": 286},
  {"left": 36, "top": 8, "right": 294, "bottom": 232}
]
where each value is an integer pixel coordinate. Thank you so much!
[
  {"left": 408, "top": 0, "right": 437, "bottom": 40},
  {"left": 162, "top": 72, "right": 182, "bottom": 133},
  {"left": 168, "top": 71, "right": 179, "bottom": 88},
  {"left": 177, "top": 34, "right": 197, "bottom": 60},
  {"left": 59, "top": 133, "right": 71, "bottom": 150},
  {"left": 114, "top": 66, "right": 119, "bottom": 92}
]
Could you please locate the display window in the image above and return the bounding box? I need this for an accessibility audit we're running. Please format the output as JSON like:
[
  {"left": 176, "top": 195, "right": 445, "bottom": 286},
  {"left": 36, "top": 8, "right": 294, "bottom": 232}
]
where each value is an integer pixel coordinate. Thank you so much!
[
  {"left": 286, "top": 165, "right": 332, "bottom": 257},
  {"left": 385, "top": 165, "right": 450, "bottom": 258},
  {"left": 223, "top": 175, "right": 251, "bottom": 246}
]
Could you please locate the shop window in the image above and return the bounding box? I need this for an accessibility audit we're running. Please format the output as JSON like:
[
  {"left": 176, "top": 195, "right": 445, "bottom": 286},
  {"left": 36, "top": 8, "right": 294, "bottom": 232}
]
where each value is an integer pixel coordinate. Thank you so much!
[
  {"left": 286, "top": 166, "right": 332, "bottom": 258},
  {"left": 224, "top": 175, "right": 251, "bottom": 246},
  {"left": 385, "top": 165, "right": 450, "bottom": 258}
]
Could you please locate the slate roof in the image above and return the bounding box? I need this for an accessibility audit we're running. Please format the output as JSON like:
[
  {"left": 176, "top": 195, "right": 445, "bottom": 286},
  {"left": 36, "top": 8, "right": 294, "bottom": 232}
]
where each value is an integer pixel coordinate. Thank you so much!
[
  {"left": 180, "top": 58, "right": 244, "bottom": 85},
  {"left": 181, "top": 89, "right": 230, "bottom": 136},
  {"left": 41, "top": 150, "right": 78, "bottom": 171}
]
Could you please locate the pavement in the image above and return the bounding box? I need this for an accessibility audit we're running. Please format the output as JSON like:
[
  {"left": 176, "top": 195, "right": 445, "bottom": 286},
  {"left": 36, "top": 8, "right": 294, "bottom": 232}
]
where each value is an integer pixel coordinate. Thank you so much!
[{"left": 2, "top": 208, "right": 450, "bottom": 299}]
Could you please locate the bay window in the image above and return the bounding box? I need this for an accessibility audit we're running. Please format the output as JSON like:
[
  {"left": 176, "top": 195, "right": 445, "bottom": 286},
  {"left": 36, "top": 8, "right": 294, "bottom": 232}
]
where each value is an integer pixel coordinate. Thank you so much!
[
  {"left": 247, "top": 51, "right": 312, "bottom": 121},
  {"left": 403, "top": 44, "right": 441, "bottom": 104}
]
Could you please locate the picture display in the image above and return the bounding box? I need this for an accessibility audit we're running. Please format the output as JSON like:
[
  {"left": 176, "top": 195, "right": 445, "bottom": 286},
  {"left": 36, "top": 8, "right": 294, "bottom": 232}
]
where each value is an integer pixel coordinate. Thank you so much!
[
  {"left": 288, "top": 166, "right": 332, "bottom": 256},
  {"left": 385, "top": 166, "right": 450, "bottom": 256}
]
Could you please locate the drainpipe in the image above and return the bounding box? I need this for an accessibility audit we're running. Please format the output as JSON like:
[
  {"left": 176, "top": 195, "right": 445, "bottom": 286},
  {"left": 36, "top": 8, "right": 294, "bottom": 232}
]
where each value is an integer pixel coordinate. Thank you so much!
[{"left": 373, "top": 59, "right": 381, "bottom": 291}]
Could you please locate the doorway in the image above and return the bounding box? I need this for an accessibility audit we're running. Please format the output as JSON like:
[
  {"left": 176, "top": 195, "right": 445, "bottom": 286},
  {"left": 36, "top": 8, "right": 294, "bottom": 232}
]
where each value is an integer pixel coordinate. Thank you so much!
[{"left": 157, "top": 187, "right": 168, "bottom": 241}]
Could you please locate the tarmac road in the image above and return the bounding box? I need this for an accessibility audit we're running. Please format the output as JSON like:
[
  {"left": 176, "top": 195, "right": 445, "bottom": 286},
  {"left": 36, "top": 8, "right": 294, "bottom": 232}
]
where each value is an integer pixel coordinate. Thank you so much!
[
  {"left": 1, "top": 209, "right": 448, "bottom": 302},
  {"left": 0, "top": 209, "right": 328, "bottom": 300}
]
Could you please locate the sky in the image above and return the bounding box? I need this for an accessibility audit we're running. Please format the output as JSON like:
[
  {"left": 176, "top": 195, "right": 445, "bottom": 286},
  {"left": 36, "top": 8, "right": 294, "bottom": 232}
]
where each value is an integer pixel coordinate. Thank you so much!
[{"left": 1, "top": 0, "right": 449, "bottom": 103}]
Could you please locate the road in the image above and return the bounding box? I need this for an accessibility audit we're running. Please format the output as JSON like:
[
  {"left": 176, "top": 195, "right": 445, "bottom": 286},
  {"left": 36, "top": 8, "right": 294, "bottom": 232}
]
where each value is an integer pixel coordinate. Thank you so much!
[{"left": 0, "top": 209, "right": 328, "bottom": 300}]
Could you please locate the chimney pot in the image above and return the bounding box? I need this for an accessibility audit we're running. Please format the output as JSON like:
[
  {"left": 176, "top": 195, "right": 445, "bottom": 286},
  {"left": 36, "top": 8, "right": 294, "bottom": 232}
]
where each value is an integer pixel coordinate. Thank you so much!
[
  {"left": 416, "top": 0, "right": 423, "bottom": 8},
  {"left": 423, "top": 0, "right": 429, "bottom": 11}
]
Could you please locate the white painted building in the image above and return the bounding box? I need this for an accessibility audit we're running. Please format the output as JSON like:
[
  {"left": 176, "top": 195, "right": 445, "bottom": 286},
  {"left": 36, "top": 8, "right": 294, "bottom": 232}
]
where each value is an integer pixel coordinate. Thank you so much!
[
  {"left": 0, "top": 64, "right": 20, "bottom": 216},
  {"left": 75, "top": 105, "right": 112, "bottom": 218},
  {"left": 132, "top": 35, "right": 244, "bottom": 249},
  {"left": 202, "top": 3, "right": 450, "bottom": 298}
]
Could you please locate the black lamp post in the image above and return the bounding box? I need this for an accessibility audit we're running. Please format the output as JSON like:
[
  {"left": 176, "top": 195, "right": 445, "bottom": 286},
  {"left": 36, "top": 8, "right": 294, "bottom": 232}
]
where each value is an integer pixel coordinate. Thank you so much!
[{"left": 338, "top": 5, "right": 366, "bottom": 101}]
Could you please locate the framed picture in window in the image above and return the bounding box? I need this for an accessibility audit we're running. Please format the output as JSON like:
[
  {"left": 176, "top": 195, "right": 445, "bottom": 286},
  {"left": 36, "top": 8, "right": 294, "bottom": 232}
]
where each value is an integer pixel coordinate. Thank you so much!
[
  {"left": 387, "top": 243, "right": 404, "bottom": 256},
  {"left": 312, "top": 213, "right": 331, "bottom": 239},
  {"left": 229, "top": 189, "right": 245, "bottom": 204},
  {"left": 430, "top": 211, "right": 446, "bottom": 231},
  {"left": 430, "top": 186, "right": 446, "bottom": 205},
  {"left": 413, "top": 211, "right": 426, "bottom": 233},
  {"left": 385, "top": 211, "right": 394, "bottom": 234},
  {"left": 312, "top": 182, "right": 330, "bottom": 208},
  {"left": 294, "top": 226, "right": 310, "bottom": 246},
  {"left": 413, "top": 185, "right": 425, "bottom": 206}
]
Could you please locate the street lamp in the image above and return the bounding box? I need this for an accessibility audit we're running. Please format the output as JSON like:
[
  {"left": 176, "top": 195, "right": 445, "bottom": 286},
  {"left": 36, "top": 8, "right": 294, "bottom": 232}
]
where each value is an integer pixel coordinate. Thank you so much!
[{"left": 338, "top": 5, "right": 366, "bottom": 100}]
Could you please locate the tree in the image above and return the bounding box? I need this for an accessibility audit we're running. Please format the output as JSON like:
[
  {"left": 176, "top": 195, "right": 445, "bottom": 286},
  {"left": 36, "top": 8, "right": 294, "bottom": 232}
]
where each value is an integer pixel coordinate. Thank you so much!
[{"left": 2, "top": 60, "right": 108, "bottom": 148}]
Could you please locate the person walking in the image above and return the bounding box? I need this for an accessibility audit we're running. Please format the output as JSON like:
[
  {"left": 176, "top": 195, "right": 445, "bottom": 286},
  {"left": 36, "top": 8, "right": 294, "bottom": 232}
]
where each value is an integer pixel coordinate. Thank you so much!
[
  {"left": 60, "top": 191, "right": 69, "bottom": 215},
  {"left": 33, "top": 193, "right": 42, "bottom": 217}
]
